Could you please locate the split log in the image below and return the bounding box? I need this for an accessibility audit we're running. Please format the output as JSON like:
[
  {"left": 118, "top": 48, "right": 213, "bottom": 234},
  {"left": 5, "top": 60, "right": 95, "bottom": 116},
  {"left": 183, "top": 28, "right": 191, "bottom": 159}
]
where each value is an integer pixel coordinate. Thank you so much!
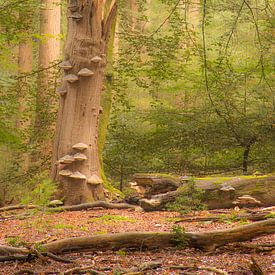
[
  {"left": 131, "top": 174, "right": 180, "bottom": 197},
  {"left": 0, "top": 219, "right": 273, "bottom": 258},
  {"left": 137, "top": 175, "right": 275, "bottom": 211}
]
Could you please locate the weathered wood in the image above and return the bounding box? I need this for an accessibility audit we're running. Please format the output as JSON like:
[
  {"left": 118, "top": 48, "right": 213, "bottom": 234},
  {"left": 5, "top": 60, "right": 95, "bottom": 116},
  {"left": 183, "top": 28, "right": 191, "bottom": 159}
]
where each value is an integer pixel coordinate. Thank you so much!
[
  {"left": 174, "top": 211, "right": 274, "bottom": 223},
  {"left": 0, "top": 201, "right": 140, "bottom": 214},
  {"left": 136, "top": 175, "right": 275, "bottom": 211},
  {"left": 1, "top": 219, "right": 273, "bottom": 257}
]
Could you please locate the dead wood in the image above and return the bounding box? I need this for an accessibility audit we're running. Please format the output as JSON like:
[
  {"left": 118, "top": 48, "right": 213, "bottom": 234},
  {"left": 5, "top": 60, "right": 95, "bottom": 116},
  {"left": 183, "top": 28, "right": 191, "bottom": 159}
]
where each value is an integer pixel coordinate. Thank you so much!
[
  {"left": 63, "top": 265, "right": 105, "bottom": 275},
  {"left": 169, "top": 265, "right": 228, "bottom": 275},
  {"left": 57, "top": 201, "right": 140, "bottom": 212},
  {"left": 0, "top": 219, "right": 273, "bottom": 263},
  {"left": 0, "top": 201, "right": 140, "bottom": 215},
  {"left": 0, "top": 204, "right": 37, "bottom": 213},
  {"left": 136, "top": 175, "right": 275, "bottom": 210},
  {"left": 174, "top": 211, "right": 274, "bottom": 223},
  {"left": 249, "top": 257, "right": 265, "bottom": 275},
  {"left": 119, "top": 261, "right": 162, "bottom": 274}
]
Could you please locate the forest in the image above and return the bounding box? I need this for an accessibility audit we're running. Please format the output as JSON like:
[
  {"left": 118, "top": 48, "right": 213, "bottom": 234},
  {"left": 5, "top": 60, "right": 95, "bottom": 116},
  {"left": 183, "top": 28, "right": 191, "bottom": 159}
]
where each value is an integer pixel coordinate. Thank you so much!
[{"left": 0, "top": 0, "right": 274, "bottom": 274}]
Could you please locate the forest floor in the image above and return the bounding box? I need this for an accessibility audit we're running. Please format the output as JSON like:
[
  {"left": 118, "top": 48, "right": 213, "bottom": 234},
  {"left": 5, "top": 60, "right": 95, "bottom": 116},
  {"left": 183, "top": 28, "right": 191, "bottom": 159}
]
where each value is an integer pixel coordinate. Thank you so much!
[{"left": 0, "top": 207, "right": 274, "bottom": 274}]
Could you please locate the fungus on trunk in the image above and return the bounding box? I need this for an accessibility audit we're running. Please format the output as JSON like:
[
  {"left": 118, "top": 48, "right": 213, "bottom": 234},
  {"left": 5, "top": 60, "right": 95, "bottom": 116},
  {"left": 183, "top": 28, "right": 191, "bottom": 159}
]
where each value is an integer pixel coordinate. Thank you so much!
[{"left": 51, "top": 0, "right": 118, "bottom": 205}]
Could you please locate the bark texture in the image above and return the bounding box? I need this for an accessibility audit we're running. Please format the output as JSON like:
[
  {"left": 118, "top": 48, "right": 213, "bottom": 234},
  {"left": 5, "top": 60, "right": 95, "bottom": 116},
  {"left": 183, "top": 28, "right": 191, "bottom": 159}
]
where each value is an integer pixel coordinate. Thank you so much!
[
  {"left": 130, "top": 174, "right": 275, "bottom": 211},
  {"left": 0, "top": 219, "right": 274, "bottom": 255},
  {"left": 34, "top": 0, "right": 61, "bottom": 160},
  {"left": 52, "top": 0, "right": 117, "bottom": 204}
]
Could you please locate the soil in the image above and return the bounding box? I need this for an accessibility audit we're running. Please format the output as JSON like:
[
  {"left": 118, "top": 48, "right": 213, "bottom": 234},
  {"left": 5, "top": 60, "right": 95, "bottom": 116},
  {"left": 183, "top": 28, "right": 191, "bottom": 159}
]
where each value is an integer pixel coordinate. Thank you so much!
[{"left": 0, "top": 207, "right": 274, "bottom": 274}]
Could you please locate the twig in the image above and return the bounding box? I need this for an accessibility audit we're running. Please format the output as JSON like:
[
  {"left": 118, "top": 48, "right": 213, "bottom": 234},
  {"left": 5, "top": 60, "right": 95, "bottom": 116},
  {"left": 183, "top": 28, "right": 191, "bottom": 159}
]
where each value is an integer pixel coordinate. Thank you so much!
[
  {"left": 63, "top": 266, "right": 105, "bottom": 275},
  {"left": 169, "top": 265, "right": 228, "bottom": 275},
  {"left": 249, "top": 257, "right": 265, "bottom": 275}
]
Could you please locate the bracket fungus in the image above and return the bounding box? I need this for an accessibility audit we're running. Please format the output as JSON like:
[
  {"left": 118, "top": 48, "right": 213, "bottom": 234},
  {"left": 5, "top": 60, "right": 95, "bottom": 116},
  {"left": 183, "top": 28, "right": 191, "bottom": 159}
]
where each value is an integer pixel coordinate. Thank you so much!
[
  {"left": 72, "top": 143, "right": 88, "bottom": 151},
  {"left": 77, "top": 68, "right": 94, "bottom": 77},
  {"left": 59, "top": 155, "right": 75, "bottom": 164},
  {"left": 70, "top": 171, "right": 87, "bottom": 180},
  {"left": 233, "top": 195, "right": 262, "bottom": 206},
  {"left": 59, "top": 60, "right": 73, "bottom": 70},
  {"left": 91, "top": 56, "right": 102, "bottom": 63},
  {"left": 70, "top": 12, "right": 83, "bottom": 21},
  {"left": 87, "top": 174, "right": 103, "bottom": 185},
  {"left": 59, "top": 170, "right": 72, "bottom": 177},
  {"left": 74, "top": 153, "right": 87, "bottom": 161},
  {"left": 64, "top": 74, "right": 78, "bottom": 83},
  {"left": 56, "top": 87, "right": 67, "bottom": 96},
  {"left": 220, "top": 185, "right": 235, "bottom": 192}
]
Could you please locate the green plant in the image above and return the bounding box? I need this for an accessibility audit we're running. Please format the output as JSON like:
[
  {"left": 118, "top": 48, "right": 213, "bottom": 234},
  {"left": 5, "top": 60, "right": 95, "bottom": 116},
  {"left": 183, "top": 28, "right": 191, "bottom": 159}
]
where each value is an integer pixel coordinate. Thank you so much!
[
  {"left": 265, "top": 212, "right": 275, "bottom": 219},
  {"left": 166, "top": 179, "right": 206, "bottom": 214},
  {"left": 5, "top": 236, "right": 26, "bottom": 247},
  {"left": 54, "top": 223, "right": 77, "bottom": 230},
  {"left": 171, "top": 225, "right": 188, "bottom": 248},
  {"left": 21, "top": 175, "right": 57, "bottom": 206},
  {"left": 89, "top": 214, "right": 136, "bottom": 224}
]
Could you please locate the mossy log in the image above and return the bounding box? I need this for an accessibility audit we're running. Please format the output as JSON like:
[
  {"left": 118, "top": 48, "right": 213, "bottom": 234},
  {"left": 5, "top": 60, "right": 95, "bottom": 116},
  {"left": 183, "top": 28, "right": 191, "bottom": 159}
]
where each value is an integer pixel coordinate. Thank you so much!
[
  {"left": 133, "top": 175, "right": 275, "bottom": 211},
  {"left": 0, "top": 219, "right": 274, "bottom": 257}
]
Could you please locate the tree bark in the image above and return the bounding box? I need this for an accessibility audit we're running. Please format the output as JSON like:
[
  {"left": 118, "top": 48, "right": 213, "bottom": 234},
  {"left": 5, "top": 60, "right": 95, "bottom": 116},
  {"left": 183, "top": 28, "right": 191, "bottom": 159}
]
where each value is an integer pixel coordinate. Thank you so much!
[
  {"left": 51, "top": 0, "right": 117, "bottom": 205},
  {"left": 0, "top": 219, "right": 274, "bottom": 255},
  {"left": 34, "top": 0, "right": 61, "bottom": 161},
  {"left": 17, "top": 38, "right": 33, "bottom": 171},
  {"left": 132, "top": 175, "right": 275, "bottom": 211},
  {"left": 242, "top": 145, "right": 250, "bottom": 175}
]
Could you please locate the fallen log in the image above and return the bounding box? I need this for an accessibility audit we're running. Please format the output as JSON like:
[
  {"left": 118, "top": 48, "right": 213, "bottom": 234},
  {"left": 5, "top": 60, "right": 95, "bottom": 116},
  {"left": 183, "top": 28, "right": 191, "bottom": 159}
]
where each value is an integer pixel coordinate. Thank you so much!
[
  {"left": 138, "top": 175, "right": 275, "bottom": 211},
  {"left": 0, "top": 218, "right": 273, "bottom": 257},
  {"left": 0, "top": 201, "right": 140, "bottom": 214},
  {"left": 174, "top": 211, "right": 274, "bottom": 223}
]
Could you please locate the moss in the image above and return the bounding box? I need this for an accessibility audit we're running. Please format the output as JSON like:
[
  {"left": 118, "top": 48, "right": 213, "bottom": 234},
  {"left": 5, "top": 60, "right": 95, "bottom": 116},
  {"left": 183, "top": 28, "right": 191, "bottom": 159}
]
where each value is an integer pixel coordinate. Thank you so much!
[
  {"left": 134, "top": 173, "right": 179, "bottom": 182},
  {"left": 89, "top": 214, "right": 136, "bottom": 224}
]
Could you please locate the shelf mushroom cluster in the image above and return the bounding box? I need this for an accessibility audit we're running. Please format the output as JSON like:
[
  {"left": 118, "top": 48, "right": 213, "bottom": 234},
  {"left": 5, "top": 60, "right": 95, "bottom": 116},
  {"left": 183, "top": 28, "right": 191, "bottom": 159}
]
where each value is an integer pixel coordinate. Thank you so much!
[{"left": 58, "top": 143, "right": 102, "bottom": 185}]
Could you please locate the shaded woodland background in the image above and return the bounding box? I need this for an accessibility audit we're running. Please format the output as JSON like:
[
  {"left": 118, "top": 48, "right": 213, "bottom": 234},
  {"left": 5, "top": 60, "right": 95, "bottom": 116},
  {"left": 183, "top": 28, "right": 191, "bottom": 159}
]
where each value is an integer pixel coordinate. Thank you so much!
[{"left": 0, "top": 0, "right": 274, "bottom": 204}]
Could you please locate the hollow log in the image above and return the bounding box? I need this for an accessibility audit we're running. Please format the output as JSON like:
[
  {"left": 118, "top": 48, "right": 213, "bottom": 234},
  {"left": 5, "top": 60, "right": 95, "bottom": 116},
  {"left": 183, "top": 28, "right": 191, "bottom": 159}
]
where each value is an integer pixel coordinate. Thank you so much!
[
  {"left": 0, "top": 219, "right": 274, "bottom": 257},
  {"left": 137, "top": 175, "right": 275, "bottom": 211}
]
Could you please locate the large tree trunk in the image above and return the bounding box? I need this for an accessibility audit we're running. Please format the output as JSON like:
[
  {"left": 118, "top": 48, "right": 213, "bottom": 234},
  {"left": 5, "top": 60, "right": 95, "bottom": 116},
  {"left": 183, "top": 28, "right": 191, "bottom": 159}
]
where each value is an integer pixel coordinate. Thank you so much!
[
  {"left": 34, "top": 0, "right": 61, "bottom": 161},
  {"left": 51, "top": 0, "right": 117, "bottom": 205}
]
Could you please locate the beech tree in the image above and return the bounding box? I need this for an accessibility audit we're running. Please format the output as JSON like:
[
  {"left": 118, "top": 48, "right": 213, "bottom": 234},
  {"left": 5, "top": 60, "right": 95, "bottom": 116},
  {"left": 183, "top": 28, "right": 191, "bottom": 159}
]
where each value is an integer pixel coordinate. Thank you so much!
[
  {"left": 51, "top": 0, "right": 118, "bottom": 205},
  {"left": 34, "top": 0, "right": 61, "bottom": 160}
]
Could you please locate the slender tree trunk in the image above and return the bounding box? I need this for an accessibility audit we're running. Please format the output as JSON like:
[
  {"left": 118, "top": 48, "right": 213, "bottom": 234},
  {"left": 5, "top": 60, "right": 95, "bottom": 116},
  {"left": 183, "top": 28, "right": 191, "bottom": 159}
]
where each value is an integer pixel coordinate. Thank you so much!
[
  {"left": 242, "top": 145, "right": 250, "bottom": 175},
  {"left": 51, "top": 0, "right": 117, "bottom": 205},
  {"left": 34, "top": 0, "right": 61, "bottom": 161},
  {"left": 17, "top": 39, "right": 33, "bottom": 171}
]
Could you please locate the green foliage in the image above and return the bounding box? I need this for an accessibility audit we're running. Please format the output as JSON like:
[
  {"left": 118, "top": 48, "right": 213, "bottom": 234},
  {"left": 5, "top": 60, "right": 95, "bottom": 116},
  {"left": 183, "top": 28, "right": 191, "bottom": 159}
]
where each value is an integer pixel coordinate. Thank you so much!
[
  {"left": 166, "top": 179, "right": 206, "bottom": 214},
  {"left": 5, "top": 236, "right": 26, "bottom": 247},
  {"left": 171, "top": 225, "right": 188, "bottom": 248},
  {"left": 21, "top": 176, "right": 57, "bottom": 206},
  {"left": 89, "top": 214, "right": 136, "bottom": 224},
  {"left": 265, "top": 212, "right": 275, "bottom": 219}
]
